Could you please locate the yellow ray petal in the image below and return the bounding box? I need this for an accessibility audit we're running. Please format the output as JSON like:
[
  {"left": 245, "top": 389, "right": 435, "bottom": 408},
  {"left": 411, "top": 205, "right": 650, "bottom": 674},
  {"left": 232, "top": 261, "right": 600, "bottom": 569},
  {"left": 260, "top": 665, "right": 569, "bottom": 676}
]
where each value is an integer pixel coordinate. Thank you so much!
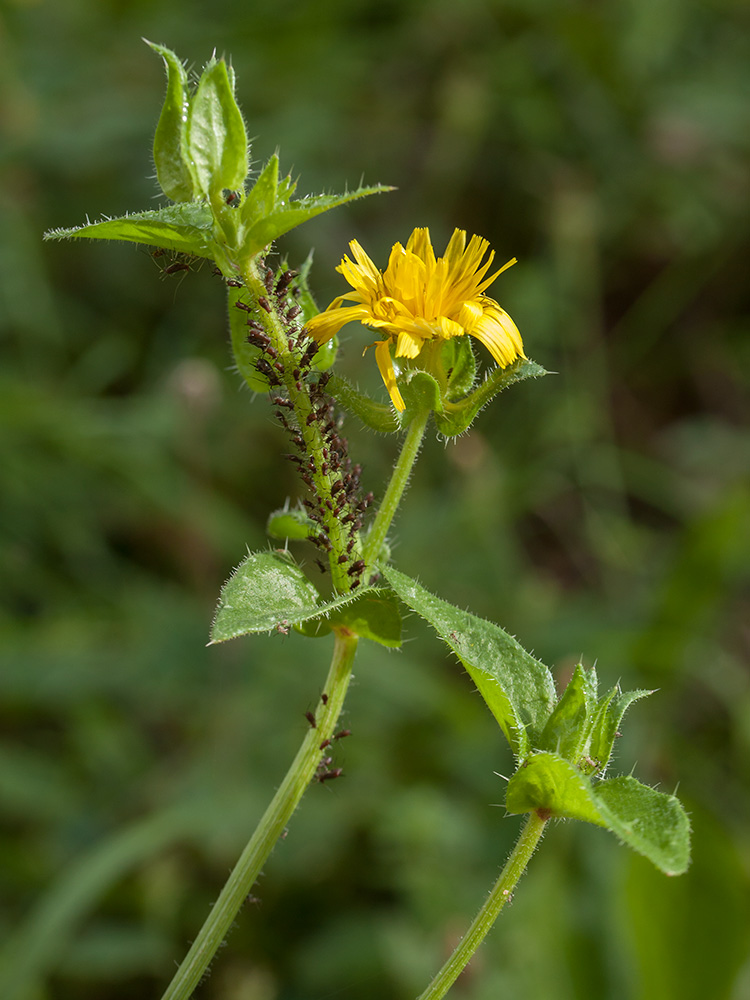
[
  {"left": 470, "top": 302, "right": 525, "bottom": 367},
  {"left": 374, "top": 338, "right": 405, "bottom": 411},
  {"left": 395, "top": 329, "right": 423, "bottom": 358},
  {"left": 306, "top": 304, "right": 372, "bottom": 344}
]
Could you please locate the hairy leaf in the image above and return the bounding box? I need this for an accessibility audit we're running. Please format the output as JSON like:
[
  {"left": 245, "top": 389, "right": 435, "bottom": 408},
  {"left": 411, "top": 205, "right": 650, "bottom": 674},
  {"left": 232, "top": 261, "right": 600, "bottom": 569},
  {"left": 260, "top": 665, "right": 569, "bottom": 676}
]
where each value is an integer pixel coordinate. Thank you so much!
[
  {"left": 506, "top": 752, "right": 690, "bottom": 875},
  {"left": 298, "top": 590, "right": 402, "bottom": 647},
  {"left": 43, "top": 204, "right": 214, "bottom": 257},
  {"left": 187, "top": 58, "right": 248, "bottom": 199},
  {"left": 385, "top": 567, "right": 556, "bottom": 757},
  {"left": 240, "top": 184, "right": 393, "bottom": 258},
  {"left": 147, "top": 41, "right": 196, "bottom": 202},
  {"left": 211, "top": 551, "right": 396, "bottom": 645}
]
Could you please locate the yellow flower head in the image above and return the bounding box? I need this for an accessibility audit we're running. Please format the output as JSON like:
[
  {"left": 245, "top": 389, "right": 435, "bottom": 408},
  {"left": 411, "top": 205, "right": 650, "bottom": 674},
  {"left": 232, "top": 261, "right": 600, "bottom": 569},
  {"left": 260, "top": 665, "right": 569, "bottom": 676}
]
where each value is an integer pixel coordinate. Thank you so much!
[{"left": 305, "top": 227, "right": 525, "bottom": 411}]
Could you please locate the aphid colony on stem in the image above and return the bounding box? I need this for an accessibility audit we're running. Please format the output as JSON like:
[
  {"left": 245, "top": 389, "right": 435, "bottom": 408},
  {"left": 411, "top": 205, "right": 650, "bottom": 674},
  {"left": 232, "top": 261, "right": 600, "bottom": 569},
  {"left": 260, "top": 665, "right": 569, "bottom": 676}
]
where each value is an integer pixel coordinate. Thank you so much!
[{"left": 230, "top": 257, "right": 373, "bottom": 593}]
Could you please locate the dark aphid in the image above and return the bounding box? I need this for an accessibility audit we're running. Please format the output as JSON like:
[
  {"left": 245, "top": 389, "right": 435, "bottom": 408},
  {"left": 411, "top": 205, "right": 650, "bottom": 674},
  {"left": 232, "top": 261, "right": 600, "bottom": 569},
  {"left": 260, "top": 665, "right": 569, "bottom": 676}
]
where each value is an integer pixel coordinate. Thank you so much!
[
  {"left": 314, "top": 558, "right": 328, "bottom": 574},
  {"left": 235, "top": 300, "right": 253, "bottom": 313},
  {"left": 301, "top": 341, "right": 319, "bottom": 366},
  {"left": 321, "top": 693, "right": 329, "bottom": 705},
  {"left": 272, "top": 396, "right": 294, "bottom": 409},
  {"left": 334, "top": 729, "right": 351, "bottom": 740},
  {"left": 319, "top": 738, "right": 332, "bottom": 750},
  {"left": 286, "top": 304, "right": 301, "bottom": 320},
  {"left": 305, "top": 711, "right": 317, "bottom": 729},
  {"left": 337, "top": 554, "right": 348, "bottom": 565},
  {"left": 275, "top": 270, "right": 297, "bottom": 295},
  {"left": 347, "top": 560, "right": 366, "bottom": 577},
  {"left": 349, "top": 579, "right": 360, "bottom": 590},
  {"left": 255, "top": 359, "right": 280, "bottom": 385},
  {"left": 226, "top": 278, "right": 243, "bottom": 288},
  {"left": 223, "top": 189, "right": 241, "bottom": 207},
  {"left": 258, "top": 296, "right": 272, "bottom": 313},
  {"left": 164, "top": 261, "right": 191, "bottom": 275},
  {"left": 318, "top": 768, "right": 343, "bottom": 783}
]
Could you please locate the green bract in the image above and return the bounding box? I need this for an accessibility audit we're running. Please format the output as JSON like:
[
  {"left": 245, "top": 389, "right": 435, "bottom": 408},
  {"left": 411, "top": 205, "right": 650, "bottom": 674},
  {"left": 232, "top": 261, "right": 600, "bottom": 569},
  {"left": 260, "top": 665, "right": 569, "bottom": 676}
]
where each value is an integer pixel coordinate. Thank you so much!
[{"left": 324, "top": 351, "right": 549, "bottom": 437}]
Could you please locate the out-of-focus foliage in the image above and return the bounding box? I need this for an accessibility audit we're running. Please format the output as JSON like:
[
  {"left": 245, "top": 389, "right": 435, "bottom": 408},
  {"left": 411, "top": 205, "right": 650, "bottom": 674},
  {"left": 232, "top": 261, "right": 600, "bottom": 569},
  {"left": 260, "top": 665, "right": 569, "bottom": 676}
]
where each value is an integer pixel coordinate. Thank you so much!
[{"left": 1, "top": 1, "right": 748, "bottom": 999}]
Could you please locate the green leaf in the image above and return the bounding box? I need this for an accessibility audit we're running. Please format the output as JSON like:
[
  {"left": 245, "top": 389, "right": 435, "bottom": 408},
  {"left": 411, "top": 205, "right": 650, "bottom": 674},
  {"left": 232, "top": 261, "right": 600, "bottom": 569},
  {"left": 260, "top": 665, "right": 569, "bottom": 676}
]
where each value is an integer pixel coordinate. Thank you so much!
[
  {"left": 505, "top": 752, "right": 691, "bottom": 875},
  {"left": 211, "top": 551, "right": 394, "bottom": 644},
  {"left": 589, "top": 687, "right": 652, "bottom": 773},
  {"left": 327, "top": 374, "right": 399, "bottom": 433},
  {"left": 240, "top": 184, "right": 393, "bottom": 258},
  {"left": 43, "top": 204, "right": 215, "bottom": 257},
  {"left": 595, "top": 777, "right": 691, "bottom": 876},
  {"left": 187, "top": 58, "right": 249, "bottom": 199},
  {"left": 538, "top": 663, "right": 596, "bottom": 762},
  {"left": 266, "top": 507, "right": 317, "bottom": 541},
  {"left": 435, "top": 357, "right": 548, "bottom": 437},
  {"left": 241, "top": 155, "right": 280, "bottom": 227},
  {"left": 506, "top": 751, "right": 600, "bottom": 821},
  {"left": 211, "top": 551, "right": 321, "bottom": 641},
  {"left": 384, "top": 567, "right": 556, "bottom": 757},
  {"left": 146, "top": 41, "right": 196, "bottom": 202},
  {"left": 298, "top": 590, "right": 402, "bottom": 647}
]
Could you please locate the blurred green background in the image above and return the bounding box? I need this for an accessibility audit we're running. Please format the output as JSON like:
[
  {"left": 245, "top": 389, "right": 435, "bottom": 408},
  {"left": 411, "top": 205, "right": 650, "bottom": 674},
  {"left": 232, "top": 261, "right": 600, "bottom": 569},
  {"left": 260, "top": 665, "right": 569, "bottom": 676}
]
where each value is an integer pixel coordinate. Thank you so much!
[{"left": 1, "top": 0, "right": 749, "bottom": 998}]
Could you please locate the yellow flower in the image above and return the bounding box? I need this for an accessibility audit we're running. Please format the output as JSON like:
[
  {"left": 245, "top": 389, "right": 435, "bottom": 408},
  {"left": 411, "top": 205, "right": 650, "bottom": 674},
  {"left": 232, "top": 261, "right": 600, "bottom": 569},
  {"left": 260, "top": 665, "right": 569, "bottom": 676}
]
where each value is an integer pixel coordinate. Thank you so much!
[{"left": 306, "top": 227, "right": 525, "bottom": 411}]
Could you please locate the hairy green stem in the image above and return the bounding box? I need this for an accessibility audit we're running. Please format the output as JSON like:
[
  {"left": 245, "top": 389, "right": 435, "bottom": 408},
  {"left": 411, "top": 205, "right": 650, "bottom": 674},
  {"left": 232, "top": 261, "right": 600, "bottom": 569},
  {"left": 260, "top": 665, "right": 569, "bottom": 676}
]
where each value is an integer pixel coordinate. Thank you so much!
[
  {"left": 363, "top": 407, "right": 430, "bottom": 569},
  {"left": 417, "top": 812, "right": 547, "bottom": 1000},
  {"left": 160, "top": 630, "right": 359, "bottom": 1000}
]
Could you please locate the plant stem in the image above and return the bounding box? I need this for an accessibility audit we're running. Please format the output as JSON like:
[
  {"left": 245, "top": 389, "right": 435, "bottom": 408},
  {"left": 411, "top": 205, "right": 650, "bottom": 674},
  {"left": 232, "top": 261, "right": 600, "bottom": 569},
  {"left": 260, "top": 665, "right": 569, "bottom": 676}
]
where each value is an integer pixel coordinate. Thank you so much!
[
  {"left": 160, "top": 630, "right": 359, "bottom": 1000},
  {"left": 363, "top": 407, "right": 430, "bottom": 569},
  {"left": 417, "top": 812, "right": 548, "bottom": 1000}
]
